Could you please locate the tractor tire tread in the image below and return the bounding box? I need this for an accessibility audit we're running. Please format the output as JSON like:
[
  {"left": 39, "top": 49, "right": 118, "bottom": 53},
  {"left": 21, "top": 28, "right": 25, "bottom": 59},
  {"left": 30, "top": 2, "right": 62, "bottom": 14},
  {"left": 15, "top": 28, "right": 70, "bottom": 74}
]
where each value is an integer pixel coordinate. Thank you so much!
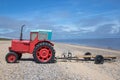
[
  {"left": 33, "top": 42, "right": 55, "bottom": 63},
  {"left": 5, "top": 52, "right": 18, "bottom": 63}
]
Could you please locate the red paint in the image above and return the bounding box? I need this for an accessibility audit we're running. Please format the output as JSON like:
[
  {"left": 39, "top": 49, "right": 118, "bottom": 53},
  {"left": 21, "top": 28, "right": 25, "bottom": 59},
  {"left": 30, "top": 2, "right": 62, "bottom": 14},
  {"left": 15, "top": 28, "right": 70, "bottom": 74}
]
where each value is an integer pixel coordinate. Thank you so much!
[
  {"left": 36, "top": 46, "right": 52, "bottom": 62},
  {"left": 10, "top": 40, "right": 30, "bottom": 53},
  {"left": 9, "top": 32, "right": 54, "bottom": 54}
]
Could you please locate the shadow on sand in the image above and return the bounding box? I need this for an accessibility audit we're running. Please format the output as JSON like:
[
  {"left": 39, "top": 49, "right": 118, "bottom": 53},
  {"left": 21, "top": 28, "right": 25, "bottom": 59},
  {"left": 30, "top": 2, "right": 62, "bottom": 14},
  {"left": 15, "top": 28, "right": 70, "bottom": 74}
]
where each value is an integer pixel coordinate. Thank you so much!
[{"left": 19, "top": 58, "right": 34, "bottom": 62}]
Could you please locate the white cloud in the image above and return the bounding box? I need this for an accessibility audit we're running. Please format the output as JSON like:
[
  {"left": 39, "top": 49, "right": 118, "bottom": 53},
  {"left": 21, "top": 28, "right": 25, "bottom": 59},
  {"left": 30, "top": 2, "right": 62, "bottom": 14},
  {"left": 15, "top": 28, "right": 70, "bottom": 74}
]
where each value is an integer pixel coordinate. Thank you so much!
[
  {"left": 0, "top": 28, "right": 14, "bottom": 34},
  {"left": 61, "top": 25, "right": 79, "bottom": 32},
  {"left": 110, "top": 26, "right": 120, "bottom": 34},
  {"left": 60, "top": 24, "right": 97, "bottom": 33},
  {"left": 110, "top": 21, "right": 120, "bottom": 34},
  {"left": 77, "top": 10, "right": 120, "bottom": 18},
  {"left": 96, "top": 21, "right": 120, "bottom": 34},
  {"left": 0, "top": 9, "right": 120, "bottom": 39},
  {"left": 79, "top": 27, "right": 97, "bottom": 33}
]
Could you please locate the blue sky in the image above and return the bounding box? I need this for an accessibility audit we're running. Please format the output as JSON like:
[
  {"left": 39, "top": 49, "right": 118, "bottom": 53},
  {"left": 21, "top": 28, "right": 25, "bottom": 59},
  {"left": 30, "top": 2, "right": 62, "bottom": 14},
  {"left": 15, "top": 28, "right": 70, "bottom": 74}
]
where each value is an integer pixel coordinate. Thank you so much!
[{"left": 0, "top": 0, "right": 120, "bottom": 39}]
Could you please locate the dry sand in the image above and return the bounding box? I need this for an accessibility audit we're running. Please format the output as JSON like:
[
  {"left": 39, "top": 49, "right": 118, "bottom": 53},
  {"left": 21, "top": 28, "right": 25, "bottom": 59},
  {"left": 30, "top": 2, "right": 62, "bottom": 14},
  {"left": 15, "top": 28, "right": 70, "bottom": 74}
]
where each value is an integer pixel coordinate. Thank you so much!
[{"left": 0, "top": 41, "right": 120, "bottom": 80}]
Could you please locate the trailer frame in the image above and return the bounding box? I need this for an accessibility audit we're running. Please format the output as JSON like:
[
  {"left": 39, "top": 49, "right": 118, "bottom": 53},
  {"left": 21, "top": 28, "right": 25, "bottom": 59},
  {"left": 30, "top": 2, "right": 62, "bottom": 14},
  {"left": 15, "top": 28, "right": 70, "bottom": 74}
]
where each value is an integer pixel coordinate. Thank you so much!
[{"left": 56, "top": 52, "right": 117, "bottom": 64}]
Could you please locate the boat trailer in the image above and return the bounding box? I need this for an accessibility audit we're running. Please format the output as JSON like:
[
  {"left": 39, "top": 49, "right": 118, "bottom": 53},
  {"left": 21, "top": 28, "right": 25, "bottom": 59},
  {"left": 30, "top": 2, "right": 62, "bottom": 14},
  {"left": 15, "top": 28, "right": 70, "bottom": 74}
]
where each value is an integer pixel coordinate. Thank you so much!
[{"left": 55, "top": 52, "right": 117, "bottom": 64}]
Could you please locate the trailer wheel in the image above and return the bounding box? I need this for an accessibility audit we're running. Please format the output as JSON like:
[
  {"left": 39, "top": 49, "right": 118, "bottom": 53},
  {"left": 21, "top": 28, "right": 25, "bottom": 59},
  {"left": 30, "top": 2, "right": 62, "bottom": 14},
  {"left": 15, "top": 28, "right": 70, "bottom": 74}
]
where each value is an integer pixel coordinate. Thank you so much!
[
  {"left": 5, "top": 52, "right": 18, "bottom": 63},
  {"left": 84, "top": 52, "right": 91, "bottom": 61},
  {"left": 94, "top": 55, "right": 104, "bottom": 64},
  {"left": 33, "top": 42, "right": 55, "bottom": 63}
]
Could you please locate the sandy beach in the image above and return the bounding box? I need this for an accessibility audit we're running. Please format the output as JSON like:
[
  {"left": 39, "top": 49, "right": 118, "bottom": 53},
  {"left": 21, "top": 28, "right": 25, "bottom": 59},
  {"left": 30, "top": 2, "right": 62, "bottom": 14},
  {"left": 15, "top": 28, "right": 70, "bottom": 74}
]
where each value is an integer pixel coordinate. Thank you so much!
[{"left": 0, "top": 41, "right": 120, "bottom": 80}]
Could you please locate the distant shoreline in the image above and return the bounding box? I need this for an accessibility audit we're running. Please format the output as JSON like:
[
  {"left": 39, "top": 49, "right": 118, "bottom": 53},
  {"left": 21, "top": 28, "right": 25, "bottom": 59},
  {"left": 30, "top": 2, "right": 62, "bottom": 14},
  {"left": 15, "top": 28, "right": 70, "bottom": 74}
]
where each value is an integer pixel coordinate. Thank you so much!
[
  {"left": 0, "top": 38, "right": 119, "bottom": 51},
  {"left": 54, "top": 41, "right": 120, "bottom": 51},
  {"left": 53, "top": 38, "right": 120, "bottom": 51},
  {"left": 0, "top": 38, "right": 11, "bottom": 41}
]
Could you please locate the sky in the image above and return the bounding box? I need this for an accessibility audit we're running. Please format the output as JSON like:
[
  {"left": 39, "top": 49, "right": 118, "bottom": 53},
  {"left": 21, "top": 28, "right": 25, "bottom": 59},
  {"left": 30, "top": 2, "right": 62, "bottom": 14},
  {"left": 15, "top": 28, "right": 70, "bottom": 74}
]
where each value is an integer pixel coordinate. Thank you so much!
[{"left": 0, "top": 0, "right": 120, "bottom": 40}]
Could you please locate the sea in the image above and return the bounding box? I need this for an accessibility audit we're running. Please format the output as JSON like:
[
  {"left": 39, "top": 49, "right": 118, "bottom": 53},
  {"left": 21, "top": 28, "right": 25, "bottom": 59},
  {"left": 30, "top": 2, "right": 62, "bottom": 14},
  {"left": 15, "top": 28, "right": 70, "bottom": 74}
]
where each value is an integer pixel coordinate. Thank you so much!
[{"left": 53, "top": 38, "right": 120, "bottom": 50}]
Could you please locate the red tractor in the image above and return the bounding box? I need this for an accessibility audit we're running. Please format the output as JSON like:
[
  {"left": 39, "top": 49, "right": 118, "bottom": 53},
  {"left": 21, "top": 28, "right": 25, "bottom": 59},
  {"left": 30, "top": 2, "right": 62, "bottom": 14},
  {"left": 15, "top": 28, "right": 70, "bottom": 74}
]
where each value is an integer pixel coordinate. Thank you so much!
[{"left": 5, "top": 25, "right": 55, "bottom": 63}]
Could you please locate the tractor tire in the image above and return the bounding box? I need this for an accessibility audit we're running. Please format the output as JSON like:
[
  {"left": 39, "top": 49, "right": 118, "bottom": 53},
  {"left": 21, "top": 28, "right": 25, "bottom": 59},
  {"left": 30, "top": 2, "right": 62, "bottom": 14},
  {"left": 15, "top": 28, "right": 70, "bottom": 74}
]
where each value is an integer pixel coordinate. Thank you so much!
[
  {"left": 17, "top": 53, "right": 22, "bottom": 60},
  {"left": 33, "top": 42, "right": 55, "bottom": 63},
  {"left": 84, "top": 52, "right": 91, "bottom": 61},
  {"left": 94, "top": 55, "right": 104, "bottom": 64},
  {"left": 5, "top": 52, "right": 18, "bottom": 63}
]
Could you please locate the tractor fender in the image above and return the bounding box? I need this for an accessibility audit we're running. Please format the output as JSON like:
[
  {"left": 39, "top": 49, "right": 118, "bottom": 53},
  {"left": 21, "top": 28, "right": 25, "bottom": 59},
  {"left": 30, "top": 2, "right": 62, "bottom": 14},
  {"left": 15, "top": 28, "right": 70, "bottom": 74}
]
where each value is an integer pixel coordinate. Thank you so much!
[{"left": 35, "top": 40, "right": 54, "bottom": 46}]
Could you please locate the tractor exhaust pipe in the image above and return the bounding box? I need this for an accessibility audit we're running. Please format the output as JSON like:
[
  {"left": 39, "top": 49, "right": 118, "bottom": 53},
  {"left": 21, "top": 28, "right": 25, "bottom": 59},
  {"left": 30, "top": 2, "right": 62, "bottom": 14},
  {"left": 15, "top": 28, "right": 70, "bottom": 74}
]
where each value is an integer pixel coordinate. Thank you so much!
[{"left": 20, "top": 25, "right": 25, "bottom": 41}]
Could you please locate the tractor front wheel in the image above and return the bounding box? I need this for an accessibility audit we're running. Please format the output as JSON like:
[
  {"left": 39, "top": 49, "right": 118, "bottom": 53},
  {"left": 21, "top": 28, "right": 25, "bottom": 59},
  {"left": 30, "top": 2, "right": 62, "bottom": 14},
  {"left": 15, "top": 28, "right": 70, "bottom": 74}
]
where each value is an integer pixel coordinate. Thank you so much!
[
  {"left": 5, "top": 52, "right": 18, "bottom": 63},
  {"left": 33, "top": 42, "right": 55, "bottom": 63}
]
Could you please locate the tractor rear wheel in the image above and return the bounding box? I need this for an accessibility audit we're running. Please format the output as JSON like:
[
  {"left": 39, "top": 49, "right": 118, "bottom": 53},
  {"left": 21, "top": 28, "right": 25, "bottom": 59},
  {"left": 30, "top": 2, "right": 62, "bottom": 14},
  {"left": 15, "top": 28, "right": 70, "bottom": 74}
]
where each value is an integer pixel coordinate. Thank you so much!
[
  {"left": 5, "top": 52, "right": 18, "bottom": 63},
  {"left": 33, "top": 42, "right": 55, "bottom": 63}
]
